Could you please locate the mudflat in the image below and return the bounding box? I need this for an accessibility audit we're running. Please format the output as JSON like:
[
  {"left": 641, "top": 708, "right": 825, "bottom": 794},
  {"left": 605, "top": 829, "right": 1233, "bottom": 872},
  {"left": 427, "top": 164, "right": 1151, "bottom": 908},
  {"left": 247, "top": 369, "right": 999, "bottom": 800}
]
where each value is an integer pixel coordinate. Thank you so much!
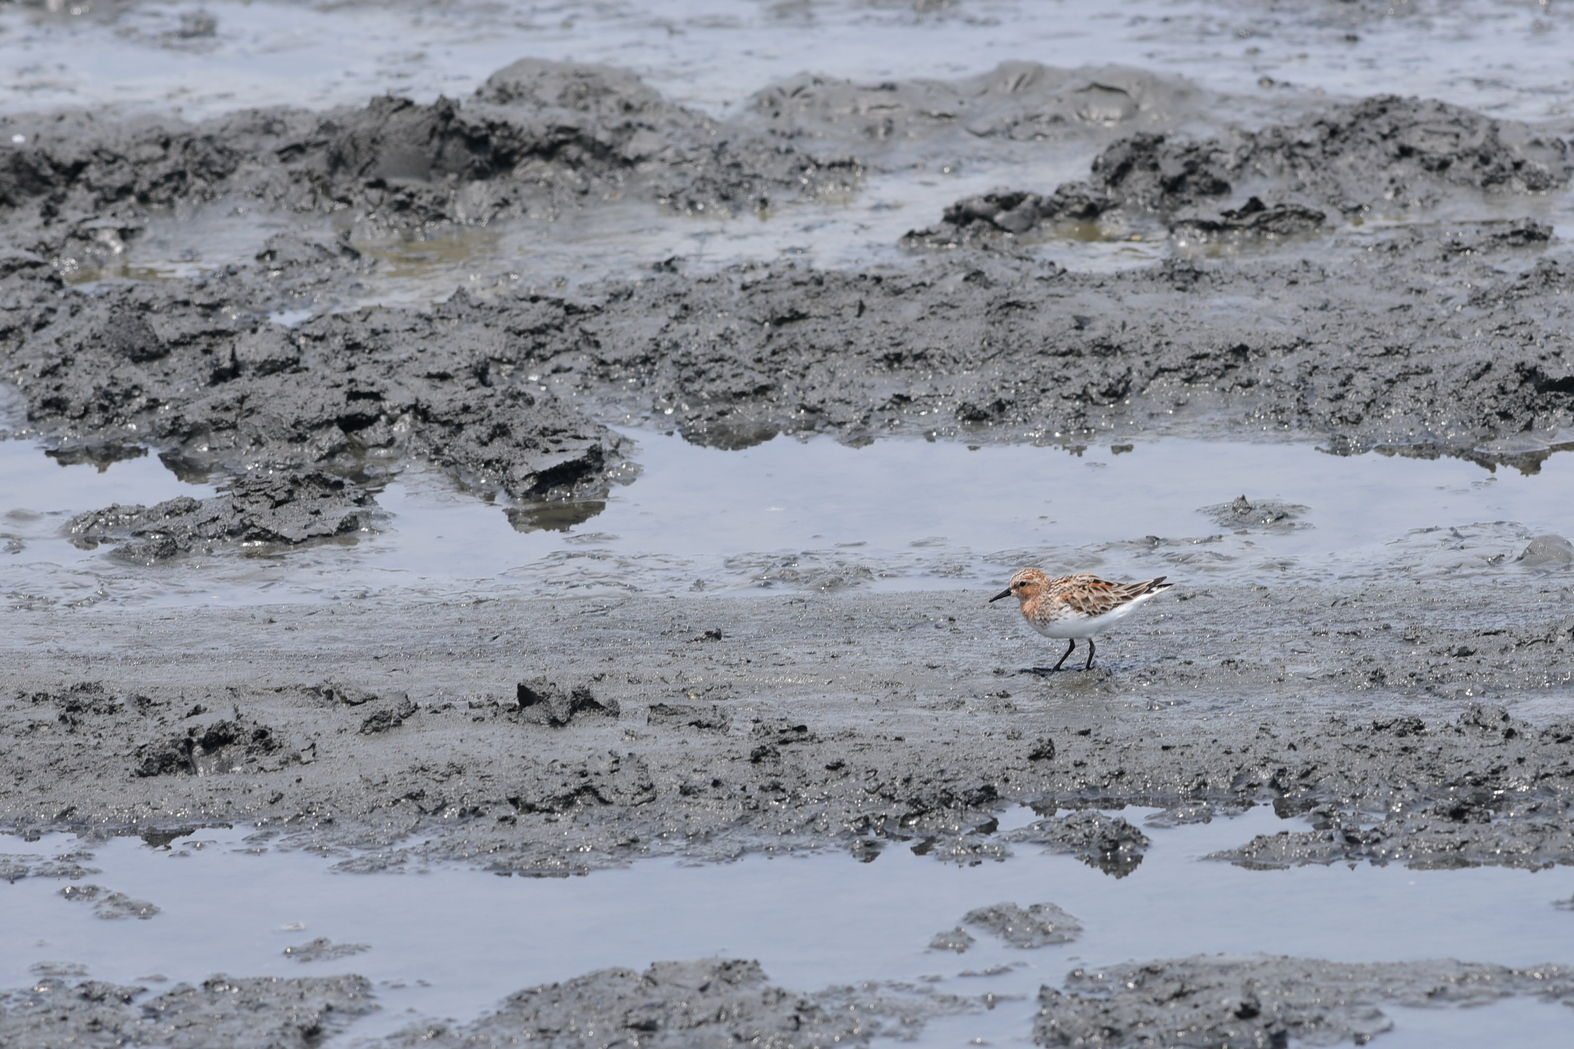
[{"left": 3, "top": 2, "right": 1574, "bottom": 1046}]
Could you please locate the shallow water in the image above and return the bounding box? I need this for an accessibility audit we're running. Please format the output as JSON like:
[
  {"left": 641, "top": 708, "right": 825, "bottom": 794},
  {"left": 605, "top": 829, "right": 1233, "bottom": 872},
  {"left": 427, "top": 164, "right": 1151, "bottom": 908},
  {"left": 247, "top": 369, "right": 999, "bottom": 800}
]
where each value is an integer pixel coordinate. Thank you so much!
[
  {"left": 5, "top": 0, "right": 1573, "bottom": 124},
  {"left": 3, "top": 426, "right": 1572, "bottom": 609},
  {"left": 4, "top": 806, "right": 1572, "bottom": 1047}
]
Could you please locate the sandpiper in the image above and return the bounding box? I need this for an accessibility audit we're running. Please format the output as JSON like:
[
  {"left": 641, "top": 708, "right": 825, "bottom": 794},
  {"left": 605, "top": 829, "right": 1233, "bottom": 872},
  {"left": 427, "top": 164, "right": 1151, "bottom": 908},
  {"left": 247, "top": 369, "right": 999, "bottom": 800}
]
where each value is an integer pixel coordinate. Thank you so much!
[{"left": 989, "top": 568, "right": 1173, "bottom": 671}]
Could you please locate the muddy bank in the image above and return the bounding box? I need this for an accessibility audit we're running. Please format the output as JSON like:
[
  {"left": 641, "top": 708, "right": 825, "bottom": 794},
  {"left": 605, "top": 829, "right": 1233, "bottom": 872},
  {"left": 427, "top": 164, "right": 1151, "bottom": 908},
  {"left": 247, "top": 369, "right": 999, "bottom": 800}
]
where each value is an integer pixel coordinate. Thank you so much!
[
  {"left": 2, "top": 59, "right": 1244, "bottom": 262},
  {"left": 67, "top": 471, "right": 376, "bottom": 562},
  {"left": 4, "top": 280, "right": 629, "bottom": 512},
  {"left": 1036, "top": 955, "right": 1574, "bottom": 1047},
  {"left": 7, "top": 214, "right": 1573, "bottom": 521},
  {"left": 10, "top": 951, "right": 1573, "bottom": 1049},
  {"left": 380, "top": 959, "right": 950, "bottom": 1049},
  {"left": 2, "top": 583, "right": 1570, "bottom": 874},
  {"left": 1, "top": 57, "right": 860, "bottom": 252},
  {"left": 0, "top": 970, "right": 375, "bottom": 1049},
  {"left": 906, "top": 94, "right": 1571, "bottom": 244},
  {"left": 523, "top": 228, "right": 1574, "bottom": 456}
]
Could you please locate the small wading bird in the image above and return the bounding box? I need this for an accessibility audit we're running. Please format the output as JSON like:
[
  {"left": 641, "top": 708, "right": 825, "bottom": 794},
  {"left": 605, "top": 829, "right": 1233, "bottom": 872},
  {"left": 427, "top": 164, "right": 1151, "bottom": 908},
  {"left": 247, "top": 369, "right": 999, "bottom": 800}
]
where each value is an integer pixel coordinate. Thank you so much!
[{"left": 989, "top": 568, "right": 1173, "bottom": 672}]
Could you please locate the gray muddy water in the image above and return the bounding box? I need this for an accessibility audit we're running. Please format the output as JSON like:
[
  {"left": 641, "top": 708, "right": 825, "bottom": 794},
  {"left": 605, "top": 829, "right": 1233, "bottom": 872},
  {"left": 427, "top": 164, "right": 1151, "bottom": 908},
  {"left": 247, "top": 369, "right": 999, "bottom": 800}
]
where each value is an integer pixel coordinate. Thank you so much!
[
  {"left": 7, "top": 0, "right": 1574, "bottom": 123},
  {"left": 6, "top": 806, "right": 1573, "bottom": 1048},
  {"left": 5, "top": 427, "right": 1572, "bottom": 607}
]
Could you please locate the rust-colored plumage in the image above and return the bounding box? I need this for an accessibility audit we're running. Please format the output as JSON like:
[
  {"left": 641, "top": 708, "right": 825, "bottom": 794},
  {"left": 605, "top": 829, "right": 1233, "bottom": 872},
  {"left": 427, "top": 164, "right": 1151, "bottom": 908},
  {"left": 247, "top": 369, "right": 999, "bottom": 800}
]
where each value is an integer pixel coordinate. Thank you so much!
[{"left": 989, "top": 567, "right": 1172, "bottom": 671}]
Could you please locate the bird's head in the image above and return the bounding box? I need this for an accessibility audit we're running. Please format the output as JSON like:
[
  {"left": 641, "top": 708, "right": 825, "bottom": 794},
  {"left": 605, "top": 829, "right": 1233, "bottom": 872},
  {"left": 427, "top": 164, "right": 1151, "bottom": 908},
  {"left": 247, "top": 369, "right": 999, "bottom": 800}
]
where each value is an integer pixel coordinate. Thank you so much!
[{"left": 989, "top": 567, "right": 1049, "bottom": 606}]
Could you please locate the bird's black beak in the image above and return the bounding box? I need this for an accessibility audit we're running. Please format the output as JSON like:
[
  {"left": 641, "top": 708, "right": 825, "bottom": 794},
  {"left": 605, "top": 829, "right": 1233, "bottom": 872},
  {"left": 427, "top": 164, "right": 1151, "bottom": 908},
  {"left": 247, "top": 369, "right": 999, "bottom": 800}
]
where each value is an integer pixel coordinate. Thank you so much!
[{"left": 988, "top": 587, "right": 1013, "bottom": 604}]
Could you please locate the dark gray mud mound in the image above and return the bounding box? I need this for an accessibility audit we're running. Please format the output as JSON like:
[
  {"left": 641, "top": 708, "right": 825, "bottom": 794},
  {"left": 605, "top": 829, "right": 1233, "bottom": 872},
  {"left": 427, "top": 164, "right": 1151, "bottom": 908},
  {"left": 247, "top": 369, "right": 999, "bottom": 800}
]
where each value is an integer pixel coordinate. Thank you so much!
[
  {"left": 132, "top": 713, "right": 295, "bottom": 778},
  {"left": 0, "top": 973, "right": 375, "bottom": 1049},
  {"left": 282, "top": 938, "right": 371, "bottom": 963},
  {"left": 58, "top": 882, "right": 160, "bottom": 919},
  {"left": 513, "top": 677, "right": 620, "bottom": 727},
  {"left": 909, "top": 94, "right": 1571, "bottom": 244},
  {"left": 1210, "top": 793, "right": 1574, "bottom": 872},
  {"left": 1199, "top": 494, "right": 1309, "bottom": 534},
  {"left": 9, "top": 282, "right": 625, "bottom": 505},
  {"left": 564, "top": 244, "right": 1574, "bottom": 454},
  {"left": 1, "top": 57, "right": 857, "bottom": 258},
  {"left": 0, "top": 849, "right": 99, "bottom": 882},
  {"left": 69, "top": 472, "right": 374, "bottom": 562},
  {"left": 1005, "top": 811, "right": 1150, "bottom": 877},
  {"left": 382, "top": 959, "right": 921, "bottom": 1049},
  {"left": 476, "top": 60, "right": 860, "bottom": 216},
  {"left": 960, "top": 902, "right": 1083, "bottom": 948},
  {"left": 1035, "top": 955, "right": 1574, "bottom": 1048}
]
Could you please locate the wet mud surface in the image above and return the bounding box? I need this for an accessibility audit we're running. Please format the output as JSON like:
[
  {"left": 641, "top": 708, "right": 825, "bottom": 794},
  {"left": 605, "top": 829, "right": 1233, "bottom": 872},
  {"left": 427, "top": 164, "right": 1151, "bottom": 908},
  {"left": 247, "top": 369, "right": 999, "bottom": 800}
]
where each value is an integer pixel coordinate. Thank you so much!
[
  {"left": 0, "top": 970, "right": 375, "bottom": 1049},
  {"left": 378, "top": 959, "right": 945, "bottom": 1049},
  {"left": 5, "top": 1, "right": 1574, "bottom": 1045},
  {"left": 1036, "top": 956, "right": 1574, "bottom": 1048},
  {"left": 4, "top": 587, "right": 1572, "bottom": 876}
]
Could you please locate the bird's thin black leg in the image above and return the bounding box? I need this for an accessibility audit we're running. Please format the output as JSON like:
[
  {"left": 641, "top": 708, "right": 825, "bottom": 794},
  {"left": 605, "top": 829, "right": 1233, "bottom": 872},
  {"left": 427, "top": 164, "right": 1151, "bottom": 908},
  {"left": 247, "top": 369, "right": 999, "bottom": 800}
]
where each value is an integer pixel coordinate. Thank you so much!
[
  {"left": 1083, "top": 638, "right": 1096, "bottom": 670},
  {"left": 1051, "top": 638, "right": 1076, "bottom": 672}
]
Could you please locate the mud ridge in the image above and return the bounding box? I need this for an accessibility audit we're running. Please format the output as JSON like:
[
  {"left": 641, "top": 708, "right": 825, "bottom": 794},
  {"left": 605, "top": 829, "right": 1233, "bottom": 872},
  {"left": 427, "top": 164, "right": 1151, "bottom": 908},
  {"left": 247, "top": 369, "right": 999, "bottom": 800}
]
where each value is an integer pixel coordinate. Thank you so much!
[{"left": 907, "top": 94, "right": 1571, "bottom": 244}]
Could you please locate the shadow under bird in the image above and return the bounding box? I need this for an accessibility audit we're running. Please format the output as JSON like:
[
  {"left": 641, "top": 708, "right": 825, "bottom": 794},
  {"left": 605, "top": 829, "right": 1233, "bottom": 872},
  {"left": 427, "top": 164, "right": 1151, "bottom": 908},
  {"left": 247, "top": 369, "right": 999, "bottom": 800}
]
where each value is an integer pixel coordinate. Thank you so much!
[{"left": 989, "top": 567, "right": 1173, "bottom": 672}]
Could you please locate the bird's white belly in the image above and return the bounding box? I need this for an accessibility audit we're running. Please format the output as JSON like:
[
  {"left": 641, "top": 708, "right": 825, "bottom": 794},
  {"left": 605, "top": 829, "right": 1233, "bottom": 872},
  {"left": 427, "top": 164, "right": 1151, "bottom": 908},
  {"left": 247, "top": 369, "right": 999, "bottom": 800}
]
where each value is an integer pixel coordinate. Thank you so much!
[{"left": 1026, "top": 598, "right": 1145, "bottom": 639}]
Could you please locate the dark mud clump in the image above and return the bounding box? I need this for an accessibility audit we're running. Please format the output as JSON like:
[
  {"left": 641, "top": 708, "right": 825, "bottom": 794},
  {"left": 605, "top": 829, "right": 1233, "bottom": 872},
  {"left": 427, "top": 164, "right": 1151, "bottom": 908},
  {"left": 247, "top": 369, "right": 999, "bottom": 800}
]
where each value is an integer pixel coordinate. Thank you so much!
[
  {"left": 358, "top": 696, "right": 418, "bottom": 736},
  {"left": 282, "top": 938, "right": 372, "bottom": 963},
  {"left": 133, "top": 715, "right": 293, "bottom": 778},
  {"left": 1198, "top": 494, "right": 1309, "bottom": 533},
  {"left": 1005, "top": 811, "right": 1151, "bottom": 877},
  {"left": 382, "top": 960, "right": 912, "bottom": 1049},
  {"left": 928, "top": 926, "right": 978, "bottom": 953},
  {"left": 58, "top": 883, "right": 160, "bottom": 920},
  {"left": 1035, "top": 955, "right": 1574, "bottom": 1048},
  {"left": 1099, "top": 95, "right": 1569, "bottom": 211},
  {"left": 565, "top": 241, "right": 1574, "bottom": 455},
  {"left": 514, "top": 677, "right": 620, "bottom": 728},
  {"left": 0, "top": 849, "right": 99, "bottom": 883},
  {"left": 908, "top": 94, "right": 1571, "bottom": 244},
  {"left": 959, "top": 902, "right": 1083, "bottom": 948},
  {"left": 68, "top": 472, "right": 375, "bottom": 562},
  {"left": 0, "top": 973, "right": 375, "bottom": 1049}
]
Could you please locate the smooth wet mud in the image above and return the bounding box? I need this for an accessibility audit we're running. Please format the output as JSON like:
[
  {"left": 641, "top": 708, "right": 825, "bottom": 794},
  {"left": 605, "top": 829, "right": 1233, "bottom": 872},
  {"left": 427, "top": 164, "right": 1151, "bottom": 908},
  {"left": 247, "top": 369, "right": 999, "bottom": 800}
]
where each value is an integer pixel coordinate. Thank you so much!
[{"left": 5, "top": 0, "right": 1574, "bottom": 1046}]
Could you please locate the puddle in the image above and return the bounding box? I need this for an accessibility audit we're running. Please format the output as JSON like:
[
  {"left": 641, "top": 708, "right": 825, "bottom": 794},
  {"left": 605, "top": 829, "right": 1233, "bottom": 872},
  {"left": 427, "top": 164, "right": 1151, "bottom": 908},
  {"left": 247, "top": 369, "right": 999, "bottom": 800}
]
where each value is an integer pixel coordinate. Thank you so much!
[
  {"left": 67, "top": 157, "right": 1155, "bottom": 311},
  {"left": 0, "top": 438, "right": 218, "bottom": 602},
  {"left": 3, "top": 806, "right": 1572, "bottom": 1046},
  {"left": 4, "top": 428, "right": 1572, "bottom": 608},
  {"left": 58, "top": 201, "right": 327, "bottom": 284},
  {"left": 5, "top": 0, "right": 1573, "bottom": 124}
]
